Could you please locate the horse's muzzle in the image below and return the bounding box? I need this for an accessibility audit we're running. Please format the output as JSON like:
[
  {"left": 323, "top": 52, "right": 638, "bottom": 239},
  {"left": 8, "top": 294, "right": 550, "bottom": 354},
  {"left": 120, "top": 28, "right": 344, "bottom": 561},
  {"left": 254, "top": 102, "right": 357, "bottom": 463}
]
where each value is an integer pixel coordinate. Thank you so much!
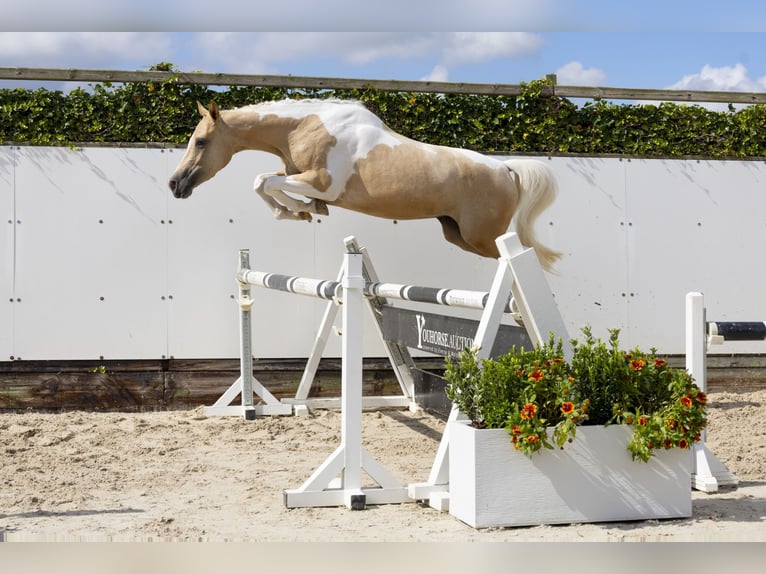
[{"left": 168, "top": 178, "right": 192, "bottom": 199}]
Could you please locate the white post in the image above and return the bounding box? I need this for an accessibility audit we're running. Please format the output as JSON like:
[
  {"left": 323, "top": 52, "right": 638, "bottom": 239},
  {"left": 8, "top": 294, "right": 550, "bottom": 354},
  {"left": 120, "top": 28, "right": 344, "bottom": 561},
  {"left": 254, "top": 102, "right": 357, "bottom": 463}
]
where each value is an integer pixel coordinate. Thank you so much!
[
  {"left": 685, "top": 292, "right": 738, "bottom": 492},
  {"left": 238, "top": 249, "right": 256, "bottom": 420},
  {"left": 497, "top": 232, "right": 572, "bottom": 359},
  {"left": 341, "top": 251, "right": 366, "bottom": 509},
  {"left": 685, "top": 292, "right": 707, "bottom": 398}
]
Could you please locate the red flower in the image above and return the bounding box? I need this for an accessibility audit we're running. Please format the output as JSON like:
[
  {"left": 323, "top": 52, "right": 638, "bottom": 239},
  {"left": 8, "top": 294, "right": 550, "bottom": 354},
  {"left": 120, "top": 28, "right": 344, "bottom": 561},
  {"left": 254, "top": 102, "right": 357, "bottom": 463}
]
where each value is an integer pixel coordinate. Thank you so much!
[
  {"left": 520, "top": 403, "right": 538, "bottom": 420},
  {"left": 525, "top": 434, "right": 539, "bottom": 444},
  {"left": 625, "top": 415, "right": 634, "bottom": 425},
  {"left": 529, "top": 369, "right": 544, "bottom": 382},
  {"left": 666, "top": 418, "right": 678, "bottom": 430},
  {"left": 654, "top": 358, "right": 667, "bottom": 368},
  {"left": 696, "top": 392, "right": 708, "bottom": 406},
  {"left": 664, "top": 439, "right": 673, "bottom": 450},
  {"left": 511, "top": 425, "right": 523, "bottom": 436},
  {"left": 678, "top": 439, "right": 689, "bottom": 449},
  {"left": 637, "top": 415, "right": 649, "bottom": 426},
  {"left": 560, "top": 402, "right": 575, "bottom": 415},
  {"left": 630, "top": 359, "right": 646, "bottom": 371},
  {"left": 680, "top": 396, "right": 693, "bottom": 408}
]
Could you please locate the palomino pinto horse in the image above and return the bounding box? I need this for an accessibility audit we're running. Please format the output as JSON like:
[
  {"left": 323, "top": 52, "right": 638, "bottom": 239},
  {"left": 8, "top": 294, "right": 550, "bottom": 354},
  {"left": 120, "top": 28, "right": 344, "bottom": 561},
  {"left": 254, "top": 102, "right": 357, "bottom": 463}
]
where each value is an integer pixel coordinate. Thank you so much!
[{"left": 168, "top": 99, "right": 561, "bottom": 270}]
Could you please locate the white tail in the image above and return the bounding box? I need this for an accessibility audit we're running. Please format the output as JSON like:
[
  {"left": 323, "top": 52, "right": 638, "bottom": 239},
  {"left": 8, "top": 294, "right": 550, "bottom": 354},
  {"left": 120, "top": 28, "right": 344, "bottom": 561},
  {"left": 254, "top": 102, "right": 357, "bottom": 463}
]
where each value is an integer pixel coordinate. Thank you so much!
[{"left": 504, "top": 159, "right": 561, "bottom": 272}]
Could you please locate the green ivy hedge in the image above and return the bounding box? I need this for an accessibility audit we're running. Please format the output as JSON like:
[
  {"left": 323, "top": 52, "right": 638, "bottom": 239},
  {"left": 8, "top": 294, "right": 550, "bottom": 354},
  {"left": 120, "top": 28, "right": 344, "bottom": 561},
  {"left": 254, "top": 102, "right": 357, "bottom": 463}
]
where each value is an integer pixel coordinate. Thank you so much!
[{"left": 2, "top": 69, "right": 766, "bottom": 158}]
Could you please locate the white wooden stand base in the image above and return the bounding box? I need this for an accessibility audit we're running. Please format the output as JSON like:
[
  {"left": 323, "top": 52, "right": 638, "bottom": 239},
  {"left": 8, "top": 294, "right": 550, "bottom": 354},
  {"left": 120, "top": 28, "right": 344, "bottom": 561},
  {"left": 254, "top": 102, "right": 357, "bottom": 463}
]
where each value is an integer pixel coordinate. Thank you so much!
[
  {"left": 448, "top": 422, "right": 692, "bottom": 529},
  {"left": 692, "top": 443, "right": 739, "bottom": 493},
  {"left": 283, "top": 252, "right": 409, "bottom": 509}
]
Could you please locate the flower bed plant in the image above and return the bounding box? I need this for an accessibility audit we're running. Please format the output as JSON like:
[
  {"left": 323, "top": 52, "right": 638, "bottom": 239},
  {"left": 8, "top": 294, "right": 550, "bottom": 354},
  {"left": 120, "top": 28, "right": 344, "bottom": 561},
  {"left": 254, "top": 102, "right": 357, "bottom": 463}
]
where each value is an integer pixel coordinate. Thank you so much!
[{"left": 444, "top": 327, "right": 707, "bottom": 462}]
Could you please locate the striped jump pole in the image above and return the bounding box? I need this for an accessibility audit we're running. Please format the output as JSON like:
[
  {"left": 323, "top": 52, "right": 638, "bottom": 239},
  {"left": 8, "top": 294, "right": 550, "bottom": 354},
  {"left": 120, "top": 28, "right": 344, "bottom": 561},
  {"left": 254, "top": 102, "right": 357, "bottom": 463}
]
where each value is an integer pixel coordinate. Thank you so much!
[
  {"left": 707, "top": 321, "right": 766, "bottom": 344},
  {"left": 238, "top": 269, "right": 518, "bottom": 314}
]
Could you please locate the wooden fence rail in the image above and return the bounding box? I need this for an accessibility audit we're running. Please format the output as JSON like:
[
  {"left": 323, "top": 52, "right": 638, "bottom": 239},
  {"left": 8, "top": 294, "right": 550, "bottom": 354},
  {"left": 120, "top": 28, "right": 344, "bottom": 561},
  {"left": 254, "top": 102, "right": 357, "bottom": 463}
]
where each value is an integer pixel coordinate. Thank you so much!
[{"left": 3, "top": 66, "right": 766, "bottom": 105}]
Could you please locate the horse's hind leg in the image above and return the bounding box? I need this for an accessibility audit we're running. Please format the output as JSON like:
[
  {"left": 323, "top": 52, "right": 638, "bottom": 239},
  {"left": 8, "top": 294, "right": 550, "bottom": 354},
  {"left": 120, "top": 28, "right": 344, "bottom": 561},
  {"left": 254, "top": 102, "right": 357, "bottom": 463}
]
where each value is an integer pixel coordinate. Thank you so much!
[
  {"left": 437, "top": 216, "right": 489, "bottom": 257},
  {"left": 437, "top": 215, "right": 506, "bottom": 259}
]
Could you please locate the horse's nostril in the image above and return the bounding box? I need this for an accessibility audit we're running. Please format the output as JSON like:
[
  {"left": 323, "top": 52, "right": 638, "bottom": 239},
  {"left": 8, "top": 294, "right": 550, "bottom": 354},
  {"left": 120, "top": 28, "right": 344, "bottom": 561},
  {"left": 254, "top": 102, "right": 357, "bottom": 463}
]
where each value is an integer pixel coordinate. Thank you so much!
[{"left": 169, "top": 179, "right": 177, "bottom": 191}]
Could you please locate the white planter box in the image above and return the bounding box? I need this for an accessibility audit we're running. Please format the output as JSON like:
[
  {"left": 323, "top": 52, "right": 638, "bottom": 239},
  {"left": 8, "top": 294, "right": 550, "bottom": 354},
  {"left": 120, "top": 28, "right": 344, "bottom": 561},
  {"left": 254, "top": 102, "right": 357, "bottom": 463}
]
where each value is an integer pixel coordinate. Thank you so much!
[{"left": 448, "top": 421, "right": 692, "bottom": 528}]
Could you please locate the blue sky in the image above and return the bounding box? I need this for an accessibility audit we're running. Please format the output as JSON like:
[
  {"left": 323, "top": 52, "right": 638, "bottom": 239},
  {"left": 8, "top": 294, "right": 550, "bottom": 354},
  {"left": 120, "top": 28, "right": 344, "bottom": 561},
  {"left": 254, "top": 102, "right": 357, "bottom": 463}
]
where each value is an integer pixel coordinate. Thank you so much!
[{"left": 2, "top": 2, "right": 766, "bottom": 97}]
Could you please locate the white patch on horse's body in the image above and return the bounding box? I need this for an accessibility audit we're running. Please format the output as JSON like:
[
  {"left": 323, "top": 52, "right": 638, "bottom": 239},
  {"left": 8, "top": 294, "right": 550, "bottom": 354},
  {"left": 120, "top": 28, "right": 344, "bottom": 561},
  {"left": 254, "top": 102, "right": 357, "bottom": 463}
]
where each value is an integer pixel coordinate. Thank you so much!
[
  {"left": 245, "top": 99, "right": 403, "bottom": 202},
  {"left": 169, "top": 99, "right": 561, "bottom": 270}
]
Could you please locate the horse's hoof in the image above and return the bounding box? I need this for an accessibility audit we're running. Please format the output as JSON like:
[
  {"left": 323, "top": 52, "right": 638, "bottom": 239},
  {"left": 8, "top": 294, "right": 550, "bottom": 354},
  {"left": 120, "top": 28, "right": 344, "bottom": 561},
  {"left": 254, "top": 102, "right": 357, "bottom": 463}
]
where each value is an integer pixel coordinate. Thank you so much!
[
  {"left": 298, "top": 212, "right": 313, "bottom": 221},
  {"left": 317, "top": 201, "right": 329, "bottom": 216}
]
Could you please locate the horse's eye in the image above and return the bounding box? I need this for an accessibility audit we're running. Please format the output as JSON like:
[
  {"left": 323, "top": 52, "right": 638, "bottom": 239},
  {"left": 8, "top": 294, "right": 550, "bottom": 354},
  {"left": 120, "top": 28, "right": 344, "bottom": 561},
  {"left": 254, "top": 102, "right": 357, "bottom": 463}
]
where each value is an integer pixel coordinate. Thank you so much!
[{"left": 195, "top": 138, "right": 206, "bottom": 149}]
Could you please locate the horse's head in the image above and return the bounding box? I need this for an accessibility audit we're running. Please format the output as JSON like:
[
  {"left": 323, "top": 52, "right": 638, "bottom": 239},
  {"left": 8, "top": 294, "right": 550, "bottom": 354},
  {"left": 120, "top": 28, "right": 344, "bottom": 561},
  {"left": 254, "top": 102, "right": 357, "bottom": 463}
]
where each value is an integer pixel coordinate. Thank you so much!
[{"left": 168, "top": 101, "right": 236, "bottom": 199}]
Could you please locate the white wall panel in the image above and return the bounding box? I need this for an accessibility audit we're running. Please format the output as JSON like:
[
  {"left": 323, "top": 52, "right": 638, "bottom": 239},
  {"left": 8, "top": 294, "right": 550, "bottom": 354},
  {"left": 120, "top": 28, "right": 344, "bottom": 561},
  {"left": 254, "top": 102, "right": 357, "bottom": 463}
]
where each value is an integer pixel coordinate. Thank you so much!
[
  {"left": 626, "top": 159, "right": 766, "bottom": 354},
  {"left": 7, "top": 146, "right": 766, "bottom": 360},
  {"left": 165, "top": 149, "right": 320, "bottom": 359},
  {"left": 0, "top": 147, "right": 13, "bottom": 360},
  {"left": 13, "top": 147, "right": 167, "bottom": 360},
  {"left": 544, "top": 156, "right": 630, "bottom": 345}
]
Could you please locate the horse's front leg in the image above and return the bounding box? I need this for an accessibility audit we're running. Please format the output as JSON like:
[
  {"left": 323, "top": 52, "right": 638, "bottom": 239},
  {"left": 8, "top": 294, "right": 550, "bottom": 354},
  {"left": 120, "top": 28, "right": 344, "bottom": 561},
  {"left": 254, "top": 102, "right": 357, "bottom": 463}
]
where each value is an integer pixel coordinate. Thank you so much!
[
  {"left": 253, "top": 172, "right": 314, "bottom": 221},
  {"left": 259, "top": 171, "right": 331, "bottom": 220}
]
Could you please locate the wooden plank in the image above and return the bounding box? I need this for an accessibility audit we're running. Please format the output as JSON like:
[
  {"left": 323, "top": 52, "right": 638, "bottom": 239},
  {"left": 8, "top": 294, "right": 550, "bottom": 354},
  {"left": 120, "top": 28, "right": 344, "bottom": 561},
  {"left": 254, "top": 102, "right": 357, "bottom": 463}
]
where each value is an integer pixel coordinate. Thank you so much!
[
  {"left": 1, "top": 355, "right": 764, "bottom": 412},
  {"left": 0, "top": 370, "right": 166, "bottom": 411},
  {"left": 3, "top": 66, "right": 766, "bottom": 104}
]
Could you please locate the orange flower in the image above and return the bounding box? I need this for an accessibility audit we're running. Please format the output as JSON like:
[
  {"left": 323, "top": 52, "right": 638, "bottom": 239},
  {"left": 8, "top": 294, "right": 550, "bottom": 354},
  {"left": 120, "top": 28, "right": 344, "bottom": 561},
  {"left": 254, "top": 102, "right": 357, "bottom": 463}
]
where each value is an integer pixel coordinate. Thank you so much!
[
  {"left": 666, "top": 418, "right": 678, "bottom": 430},
  {"left": 525, "top": 434, "right": 539, "bottom": 444},
  {"left": 680, "top": 396, "right": 693, "bottom": 408},
  {"left": 529, "top": 369, "right": 544, "bottom": 382},
  {"left": 510, "top": 425, "right": 523, "bottom": 436},
  {"left": 560, "top": 402, "right": 575, "bottom": 415},
  {"left": 654, "top": 358, "right": 667, "bottom": 368},
  {"left": 630, "top": 359, "right": 646, "bottom": 371},
  {"left": 637, "top": 415, "right": 649, "bottom": 426},
  {"left": 625, "top": 415, "right": 634, "bottom": 425},
  {"left": 520, "top": 403, "right": 537, "bottom": 420}
]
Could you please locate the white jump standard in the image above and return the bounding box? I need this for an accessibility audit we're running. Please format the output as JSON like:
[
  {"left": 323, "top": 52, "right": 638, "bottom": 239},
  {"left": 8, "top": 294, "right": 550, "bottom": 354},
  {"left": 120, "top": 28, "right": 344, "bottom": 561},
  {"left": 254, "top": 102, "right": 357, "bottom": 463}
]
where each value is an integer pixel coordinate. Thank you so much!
[
  {"left": 207, "top": 231, "right": 568, "bottom": 509},
  {"left": 685, "top": 292, "right": 740, "bottom": 493}
]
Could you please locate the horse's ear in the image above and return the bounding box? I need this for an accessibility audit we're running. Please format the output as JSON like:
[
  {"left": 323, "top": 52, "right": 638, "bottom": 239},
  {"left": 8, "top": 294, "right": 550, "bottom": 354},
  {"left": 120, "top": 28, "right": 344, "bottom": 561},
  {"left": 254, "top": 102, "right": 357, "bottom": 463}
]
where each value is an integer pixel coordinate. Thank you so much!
[
  {"left": 208, "top": 101, "right": 220, "bottom": 121},
  {"left": 196, "top": 101, "right": 208, "bottom": 117}
]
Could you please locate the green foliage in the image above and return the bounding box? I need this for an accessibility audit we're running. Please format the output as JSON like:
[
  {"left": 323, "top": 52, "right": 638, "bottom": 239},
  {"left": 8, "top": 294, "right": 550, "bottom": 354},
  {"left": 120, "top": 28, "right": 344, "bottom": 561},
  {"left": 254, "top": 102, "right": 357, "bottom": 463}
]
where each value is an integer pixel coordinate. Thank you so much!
[
  {"left": 2, "top": 67, "right": 766, "bottom": 158},
  {"left": 444, "top": 328, "right": 708, "bottom": 462}
]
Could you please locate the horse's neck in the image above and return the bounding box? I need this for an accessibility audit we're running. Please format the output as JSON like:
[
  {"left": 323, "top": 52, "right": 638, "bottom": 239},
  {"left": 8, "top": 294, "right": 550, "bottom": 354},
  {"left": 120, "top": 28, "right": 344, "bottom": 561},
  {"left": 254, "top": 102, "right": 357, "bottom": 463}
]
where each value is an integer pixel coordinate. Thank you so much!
[{"left": 222, "top": 108, "right": 296, "bottom": 154}]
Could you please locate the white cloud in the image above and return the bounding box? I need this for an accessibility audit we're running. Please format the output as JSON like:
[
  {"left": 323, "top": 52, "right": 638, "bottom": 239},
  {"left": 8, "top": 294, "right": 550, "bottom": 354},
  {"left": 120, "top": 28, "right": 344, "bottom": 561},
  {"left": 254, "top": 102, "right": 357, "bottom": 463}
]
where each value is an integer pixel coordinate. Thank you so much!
[
  {"left": 191, "top": 32, "right": 438, "bottom": 74},
  {"left": 668, "top": 63, "right": 766, "bottom": 92},
  {"left": 555, "top": 61, "right": 606, "bottom": 86},
  {"left": 422, "top": 65, "right": 449, "bottom": 82},
  {"left": 189, "top": 33, "right": 545, "bottom": 80},
  {"left": 0, "top": 32, "right": 172, "bottom": 69},
  {"left": 443, "top": 33, "right": 543, "bottom": 65}
]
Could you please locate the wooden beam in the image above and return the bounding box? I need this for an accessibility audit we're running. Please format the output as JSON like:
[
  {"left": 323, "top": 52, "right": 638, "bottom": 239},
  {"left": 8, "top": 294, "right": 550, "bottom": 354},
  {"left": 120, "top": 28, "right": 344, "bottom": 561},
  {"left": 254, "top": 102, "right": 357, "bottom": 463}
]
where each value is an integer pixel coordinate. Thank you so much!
[{"left": 3, "top": 66, "right": 766, "bottom": 104}]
